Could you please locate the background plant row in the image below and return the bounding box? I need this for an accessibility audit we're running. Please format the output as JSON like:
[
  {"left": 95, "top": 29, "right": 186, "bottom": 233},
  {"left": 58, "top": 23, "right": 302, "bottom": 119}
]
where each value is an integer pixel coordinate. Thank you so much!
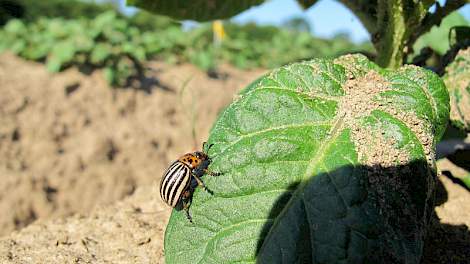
[{"left": 0, "top": 1, "right": 371, "bottom": 86}]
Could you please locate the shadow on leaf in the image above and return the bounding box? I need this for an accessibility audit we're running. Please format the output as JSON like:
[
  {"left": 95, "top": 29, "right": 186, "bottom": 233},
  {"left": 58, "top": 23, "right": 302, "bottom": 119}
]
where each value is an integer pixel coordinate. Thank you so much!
[{"left": 255, "top": 160, "right": 470, "bottom": 264}]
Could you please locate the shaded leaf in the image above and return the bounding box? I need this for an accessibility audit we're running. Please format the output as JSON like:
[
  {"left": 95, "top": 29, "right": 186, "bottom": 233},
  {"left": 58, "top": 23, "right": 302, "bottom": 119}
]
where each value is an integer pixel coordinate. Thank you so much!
[
  {"left": 449, "top": 26, "right": 470, "bottom": 47},
  {"left": 164, "top": 54, "right": 449, "bottom": 263},
  {"left": 126, "top": 0, "right": 265, "bottom": 21},
  {"left": 296, "top": 0, "right": 319, "bottom": 9}
]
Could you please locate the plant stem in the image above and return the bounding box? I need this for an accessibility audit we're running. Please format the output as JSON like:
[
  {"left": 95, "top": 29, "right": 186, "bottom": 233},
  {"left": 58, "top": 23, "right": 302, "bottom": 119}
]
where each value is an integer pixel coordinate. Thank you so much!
[
  {"left": 339, "top": 0, "right": 466, "bottom": 69},
  {"left": 374, "top": 0, "right": 408, "bottom": 69}
]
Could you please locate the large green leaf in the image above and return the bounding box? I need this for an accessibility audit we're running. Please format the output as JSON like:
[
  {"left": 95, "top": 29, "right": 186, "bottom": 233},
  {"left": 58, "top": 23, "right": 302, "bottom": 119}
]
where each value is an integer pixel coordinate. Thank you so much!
[
  {"left": 126, "top": 0, "right": 320, "bottom": 22},
  {"left": 164, "top": 54, "right": 449, "bottom": 263},
  {"left": 444, "top": 47, "right": 470, "bottom": 132},
  {"left": 126, "top": 0, "right": 264, "bottom": 21}
]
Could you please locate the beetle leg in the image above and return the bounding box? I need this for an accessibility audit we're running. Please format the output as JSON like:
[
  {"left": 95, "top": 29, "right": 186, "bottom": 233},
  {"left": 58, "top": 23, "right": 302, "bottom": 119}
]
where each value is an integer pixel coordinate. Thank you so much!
[
  {"left": 192, "top": 174, "right": 207, "bottom": 190},
  {"left": 192, "top": 174, "right": 213, "bottom": 195},
  {"left": 204, "top": 169, "right": 221, "bottom": 177},
  {"left": 182, "top": 189, "right": 192, "bottom": 199},
  {"left": 182, "top": 197, "right": 193, "bottom": 223}
]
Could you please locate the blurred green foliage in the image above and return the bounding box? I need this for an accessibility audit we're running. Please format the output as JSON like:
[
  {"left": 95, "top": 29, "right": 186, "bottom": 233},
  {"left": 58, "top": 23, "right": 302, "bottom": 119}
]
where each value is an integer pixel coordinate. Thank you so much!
[
  {"left": 0, "top": 4, "right": 371, "bottom": 86},
  {"left": 0, "top": 0, "right": 114, "bottom": 25},
  {"left": 219, "top": 23, "right": 372, "bottom": 69},
  {"left": 413, "top": 11, "right": 469, "bottom": 56},
  {"left": 282, "top": 16, "right": 312, "bottom": 33},
  {"left": 0, "top": 11, "right": 150, "bottom": 86},
  {"left": 463, "top": 174, "right": 470, "bottom": 189}
]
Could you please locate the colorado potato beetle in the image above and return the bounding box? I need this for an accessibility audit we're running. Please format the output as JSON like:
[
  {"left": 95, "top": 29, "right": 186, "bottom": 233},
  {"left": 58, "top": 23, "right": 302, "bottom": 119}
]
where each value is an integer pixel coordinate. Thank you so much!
[{"left": 159, "top": 142, "right": 220, "bottom": 222}]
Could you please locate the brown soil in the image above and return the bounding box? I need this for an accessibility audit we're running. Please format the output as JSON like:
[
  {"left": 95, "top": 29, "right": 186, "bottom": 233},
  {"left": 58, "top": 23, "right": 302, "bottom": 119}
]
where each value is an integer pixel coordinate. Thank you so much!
[{"left": 0, "top": 53, "right": 468, "bottom": 263}]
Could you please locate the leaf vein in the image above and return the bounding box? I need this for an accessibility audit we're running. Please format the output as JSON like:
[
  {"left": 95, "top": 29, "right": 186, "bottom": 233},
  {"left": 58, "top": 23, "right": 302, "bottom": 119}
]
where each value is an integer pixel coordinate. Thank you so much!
[
  {"left": 214, "top": 122, "right": 333, "bottom": 157},
  {"left": 198, "top": 219, "right": 274, "bottom": 264},
  {"left": 257, "top": 114, "right": 345, "bottom": 256}
]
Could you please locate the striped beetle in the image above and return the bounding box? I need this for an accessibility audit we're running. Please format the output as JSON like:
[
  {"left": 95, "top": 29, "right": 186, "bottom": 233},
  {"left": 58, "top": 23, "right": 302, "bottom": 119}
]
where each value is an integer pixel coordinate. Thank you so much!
[{"left": 159, "top": 142, "right": 220, "bottom": 222}]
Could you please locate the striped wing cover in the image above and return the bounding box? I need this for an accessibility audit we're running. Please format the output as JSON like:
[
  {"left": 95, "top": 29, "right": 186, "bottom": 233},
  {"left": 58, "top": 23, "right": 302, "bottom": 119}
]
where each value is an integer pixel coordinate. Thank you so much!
[{"left": 160, "top": 161, "right": 191, "bottom": 207}]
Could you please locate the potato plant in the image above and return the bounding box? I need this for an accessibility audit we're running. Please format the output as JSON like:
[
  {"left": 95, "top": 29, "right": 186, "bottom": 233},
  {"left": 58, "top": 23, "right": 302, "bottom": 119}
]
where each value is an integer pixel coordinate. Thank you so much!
[
  {"left": 0, "top": 8, "right": 368, "bottom": 86},
  {"left": 168, "top": 54, "right": 449, "bottom": 263},
  {"left": 0, "top": 11, "right": 148, "bottom": 86},
  {"left": 125, "top": 0, "right": 470, "bottom": 263}
]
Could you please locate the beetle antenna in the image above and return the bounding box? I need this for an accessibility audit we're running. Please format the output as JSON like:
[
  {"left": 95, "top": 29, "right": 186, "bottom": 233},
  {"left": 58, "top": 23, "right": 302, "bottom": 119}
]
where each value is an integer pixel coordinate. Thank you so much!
[
  {"left": 205, "top": 143, "right": 214, "bottom": 155},
  {"left": 202, "top": 141, "right": 214, "bottom": 153}
]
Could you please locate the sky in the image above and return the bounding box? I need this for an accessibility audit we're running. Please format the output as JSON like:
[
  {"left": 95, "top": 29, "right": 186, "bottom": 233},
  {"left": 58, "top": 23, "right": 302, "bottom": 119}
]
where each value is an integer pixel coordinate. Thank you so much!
[
  {"left": 118, "top": 0, "right": 470, "bottom": 43},
  {"left": 231, "top": 0, "right": 470, "bottom": 43},
  {"left": 232, "top": 0, "right": 369, "bottom": 43}
]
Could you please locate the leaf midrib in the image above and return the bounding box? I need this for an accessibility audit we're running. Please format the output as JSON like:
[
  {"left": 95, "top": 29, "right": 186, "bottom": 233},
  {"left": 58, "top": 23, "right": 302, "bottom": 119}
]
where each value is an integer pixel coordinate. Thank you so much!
[
  {"left": 197, "top": 119, "right": 340, "bottom": 264},
  {"left": 257, "top": 114, "right": 346, "bottom": 258}
]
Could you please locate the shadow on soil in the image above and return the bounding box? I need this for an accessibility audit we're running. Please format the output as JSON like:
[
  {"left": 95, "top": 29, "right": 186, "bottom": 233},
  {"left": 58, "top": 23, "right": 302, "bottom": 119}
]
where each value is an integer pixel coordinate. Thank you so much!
[
  {"left": 422, "top": 177, "right": 470, "bottom": 264},
  {"left": 253, "top": 160, "right": 470, "bottom": 263},
  {"left": 76, "top": 64, "right": 174, "bottom": 94},
  {"left": 127, "top": 75, "right": 174, "bottom": 94}
]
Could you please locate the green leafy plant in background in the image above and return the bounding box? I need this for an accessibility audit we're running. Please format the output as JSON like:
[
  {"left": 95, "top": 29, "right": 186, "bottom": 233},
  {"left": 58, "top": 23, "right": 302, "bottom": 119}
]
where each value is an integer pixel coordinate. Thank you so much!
[
  {"left": 0, "top": 8, "right": 369, "bottom": 86},
  {"left": 0, "top": 11, "right": 149, "bottom": 86},
  {"left": 125, "top": 0, "right": 469, "bottom": 263},
  {"left": 128, "top": 0, "right": 468, "bottom": 69},
  {"left": 219, "top": 23, "right": 372, "bottom": 69},
  {"left": 0, "top": 0, "right": 181, "bottom": 31},
  {"left": 0, "top": 0, "right": 114, "bottom": 25}
]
